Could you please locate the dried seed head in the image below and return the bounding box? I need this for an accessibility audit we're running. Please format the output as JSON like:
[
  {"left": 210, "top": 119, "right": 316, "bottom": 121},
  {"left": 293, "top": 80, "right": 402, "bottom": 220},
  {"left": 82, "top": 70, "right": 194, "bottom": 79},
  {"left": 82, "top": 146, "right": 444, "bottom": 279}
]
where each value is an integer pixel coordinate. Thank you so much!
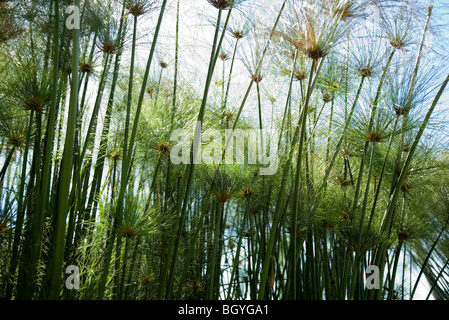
[
  {"left": 24, "top": 96, "right": 45, "bottom": 113},
  {"left": 189, "top": 281, "right": 203, "bottom": 292},
  {"left": 155, "top": 142, "right": 171, "bottom": 156},
  {"left": 159, "top": 61, "right": 168, "bottom": 69},
  {"left": 127, "top": 1, "right": 148, "bottom": 17},
  {"left": 358, "top": 67, "right": 373, "bottom": 78},
  {"left": 294, "top": 71, "right": 307, "bottom": 81},
  {"left": 389, "top": 39, "right": 405, "bottom": 50},
  {"left": 401, "top": 182, "right": 413, "bottom": 193},
  {"left": 341, "top": 148, "right": 353, "bottom": 158},
  {"left": 99, "top": 41, "right": 119, "bottom": 54},
  {"left": 146, "top": 87, "right": 156, "bottom": 95},
  {"left": 7, "top": 133, "right": 26, "bottom": 148},
  {"left": 250, "top": 205, "right": 260, "bottom": 215},
  {"left": 335, "top": 176, "right": 352, "bottom": 188},
  {"left": 322, "top": 92, "right": 333, "bottom": 103},
  {"left": 241, "top": 187, "right": 254, "bottom": 198},
  {"left": 307, "top": 106, "right": 316, "bottom": 115},
  {"left": 286, "top": 226, "right": 303, "bottom": 237},
  {"left": 121, "top": 225, "right": 138, "bottom": 239},
  {"left": 339, "top": 210, "right": 351, "bottom": 222},
  {"left": 402, "top": 144, "right": 410, "bottom": 153},
  {"left": 0, "top": 222, "right": 9, "bottom": 236},
  {"left": 398, "top": 230, "right": 412, "bottom": 241},
  {"left": 251, "top": 74, "right": 263, "bottom": 83},
  {"left": 223, "top": 110, "right": 235, "bottom": 123},
  {"left": 305, "top": 47, "right": 327, "bottom": 60},
  {"left": 140, "top": 277, "right": 153, "bottom": 286},
  {"left": 207, "top": 0, "right": 234, "bottom": 10},
  {"left": 174, "top": 170, "right": 183, "bottom": 180},
  {"left": 365, "top": 131, "right": 386, "bottom": 143},
  {"left": 231, "top": 30, "right": 244, "bottom": 39},
  {"left": 63, "top": 63, "right": 72, "bottom": 75},
  {"left": 79, "top": 61, "right": 93, "bottom": 74},
  {"left": 108, "top": 150, "right": 123, "bottom": 161},
  {"left": 219, "top": 52, "right": 228, "bottom": 61},
  {"left": 394, "top": 107, "right": 407, "bottom": 117}
]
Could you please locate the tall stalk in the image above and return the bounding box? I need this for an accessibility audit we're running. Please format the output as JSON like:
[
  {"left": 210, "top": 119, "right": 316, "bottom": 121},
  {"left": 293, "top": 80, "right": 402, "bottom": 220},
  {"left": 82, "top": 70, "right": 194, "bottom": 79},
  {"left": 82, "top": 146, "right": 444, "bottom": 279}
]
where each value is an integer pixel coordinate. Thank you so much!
[
  {"left": 351, "top": 49, "right": 395, "bottom": 215},
  {"left": 289, "top": 61, "right": 315, "bottom": 299},
  {"left": 371, "top": 72, "right": 449, "bottom": 300},
  {"left": 47, "top": 0, "right": 81, "bottom": 299},
  {"left": 97, "top": 0, "right": 168, "bottom": 299},
  {"left": 161, "top": 6, "right": 232, "bottom": 299}
]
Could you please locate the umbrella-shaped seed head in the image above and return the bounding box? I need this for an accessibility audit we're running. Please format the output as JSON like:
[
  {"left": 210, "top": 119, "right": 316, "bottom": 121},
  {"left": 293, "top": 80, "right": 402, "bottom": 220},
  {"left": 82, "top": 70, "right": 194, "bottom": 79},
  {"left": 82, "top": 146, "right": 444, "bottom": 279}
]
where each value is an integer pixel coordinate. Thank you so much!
[
  {"left": 0, "top": 222, "right": 9, "bottom": 236},
  {"left": 189, "top": 281, "right": 203, "bottom": 292},
  {"left": 155, "top": 141, "right": 171, "bottom": 156},
  {"left": 140, "top": 277, "right": 154, "bottom": 286},
  {"left": 99, "top": 40, "right": 119, "bottom": 55},
  {"left": 146, "top": 87, "right": 156, "bottom": 95},
  {"left": 251, "top": 74, "right": 263, "bottom": 83},
  {"left": 7, "top": 133, "right": 26, "bottom": 148},
  {"left": 365, "top": 130, "right": 386, "bottom": 143},
  {"left": 219, "top": 52, "right": 228, "bottom": 61},
  {"left": 107, "top": 150, "right": 123, "bottom": 161},
  {"left": 207, "top": 168, "right": 241, "bottom": 203},
  {"left": 223, "top": 110, "right": 235, "bottom": 123},
  {"left": 121, "top": 225, "right": 138, "bottom": 239},
  {"left": 322, "top": 92, "right": 333, "bottom": 103},
  {"left": 241, "top": 187, "right": 254, "bottom": 198},
  {"left": 358, "top": 67, "right": 373, "bottom": 78},
  {"left": 232, "top": 30, "right": 244, "bottom": 39},
  {"left": 174, "top": 170, "right": 183, "bottom": 181},
  {"left": 127, "top": 1, "right": 149, "bottom": 17},
  {"left": 80, "top": 61, "right": 94, "bottom": 74},
  {"left": 305, "top": 46, "right": 326, "bottom": 60},
  {"left": 389, "top": 39, "right": 405, "bottom": 50},
  {"left": 24, "top": 96, "right": 45, "bottom": 113},
  {"left": 294, "top": 71, "right": 307, "bottom": 81},
  {"left": 207, "top": 0, "right": 234, "bottom": 10},
  {"left": 398, "top": 230, "right": 411, "bottom": 241},
  {"left": 394, "top": 106, "right": 407, "bottom": 117}
]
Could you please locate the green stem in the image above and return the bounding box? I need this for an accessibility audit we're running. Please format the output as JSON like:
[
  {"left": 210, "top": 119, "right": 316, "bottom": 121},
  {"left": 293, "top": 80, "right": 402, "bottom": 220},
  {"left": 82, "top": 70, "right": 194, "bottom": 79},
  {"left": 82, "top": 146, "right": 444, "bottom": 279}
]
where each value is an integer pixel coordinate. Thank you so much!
[
  {"left": 372, "top": 73, "right": 449, "bottom": 300},
  {"left": 48, "top": 0, "right": 81, "bottom": 299},
  {"left": 410, "top": 216, "right": 449, "bottom": 299},
  {"left": 98, "top": 0, "right": 167, "bottom": 299},
  {"left": 289, "top": 61, "right": 315, "bottom": 300},
  {"left": 352, "top": 50, "right": 395, "bottom": 215}
]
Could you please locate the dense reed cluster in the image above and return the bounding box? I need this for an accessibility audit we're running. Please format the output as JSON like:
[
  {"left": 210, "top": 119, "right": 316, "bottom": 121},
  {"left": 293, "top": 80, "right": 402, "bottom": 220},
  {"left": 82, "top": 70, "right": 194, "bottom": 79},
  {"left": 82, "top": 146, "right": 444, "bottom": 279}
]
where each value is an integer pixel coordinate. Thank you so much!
[{"left": 0, "top": 0, "right": 449, "bottom": 300}]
